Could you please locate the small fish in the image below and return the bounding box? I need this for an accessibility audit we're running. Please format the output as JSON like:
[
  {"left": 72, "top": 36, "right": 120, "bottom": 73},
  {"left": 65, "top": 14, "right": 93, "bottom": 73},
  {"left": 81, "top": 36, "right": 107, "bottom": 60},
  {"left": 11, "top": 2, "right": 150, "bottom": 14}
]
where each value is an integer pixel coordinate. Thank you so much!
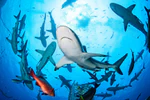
[{"left": 29, "top": 68, "right": 55, "bottom": 96}]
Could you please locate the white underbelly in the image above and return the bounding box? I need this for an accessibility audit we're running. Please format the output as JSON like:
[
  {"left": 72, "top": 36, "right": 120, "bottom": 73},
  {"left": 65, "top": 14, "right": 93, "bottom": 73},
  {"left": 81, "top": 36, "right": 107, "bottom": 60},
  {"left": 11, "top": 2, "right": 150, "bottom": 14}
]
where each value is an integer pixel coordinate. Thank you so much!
[{"left": 59, "top": 38, "right": 82, "bottom": 57}]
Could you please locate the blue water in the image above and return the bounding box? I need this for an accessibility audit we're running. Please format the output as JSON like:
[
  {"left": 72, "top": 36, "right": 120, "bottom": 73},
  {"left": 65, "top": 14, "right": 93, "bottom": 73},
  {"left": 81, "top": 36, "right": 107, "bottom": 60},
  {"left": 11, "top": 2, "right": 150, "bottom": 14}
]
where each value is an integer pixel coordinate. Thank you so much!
[{"left": 0, "top": 0, "right": 150, "bottom": 100}]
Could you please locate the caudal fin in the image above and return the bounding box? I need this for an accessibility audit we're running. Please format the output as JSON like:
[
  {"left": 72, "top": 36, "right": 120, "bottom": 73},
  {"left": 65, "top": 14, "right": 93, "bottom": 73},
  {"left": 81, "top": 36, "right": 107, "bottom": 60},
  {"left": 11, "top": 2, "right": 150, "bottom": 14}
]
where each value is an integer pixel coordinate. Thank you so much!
[{"left": 113, "top": 53, "right": 128, "bottom": 75}]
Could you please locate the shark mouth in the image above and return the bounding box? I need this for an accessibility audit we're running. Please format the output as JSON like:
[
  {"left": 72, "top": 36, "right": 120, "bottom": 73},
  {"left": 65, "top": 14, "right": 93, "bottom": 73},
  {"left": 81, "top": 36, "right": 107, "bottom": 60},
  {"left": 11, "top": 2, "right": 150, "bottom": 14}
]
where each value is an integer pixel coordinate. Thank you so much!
[{"left": 60, "top": 37, "right": 73, "bottom": 41}]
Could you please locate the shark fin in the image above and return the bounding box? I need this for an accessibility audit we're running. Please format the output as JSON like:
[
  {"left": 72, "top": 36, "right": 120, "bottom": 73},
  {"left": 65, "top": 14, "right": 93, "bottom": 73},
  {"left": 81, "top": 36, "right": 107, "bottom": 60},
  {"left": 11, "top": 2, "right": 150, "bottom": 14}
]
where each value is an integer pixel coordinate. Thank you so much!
[
  {"left": 123, "top": 20, "right": 129, "bottom": 31},
  {"left": 60, "top": 82, "right": 64, "bottom": 87},
  {"left": 14, "top": 10, "right": 21, "bottom": 20},
  {"left": 35, "top": 49, "right": 44, "bottom": 55},
  {"left": 82, "top": 45, "right": 87, "bottom": 52},
  {"left": 46, "top": 30, "right": 52, "bottom": 32},
  {"left": 127, "top": 4, "right": 136, "bottom": 12},
  {"left": 55, "top": 56, "right": 74, "bottom": 71},
  {"left": 35, "top": 37, "right": 41, "bottom": 40},
  {"left": 49, "top": 56, "right": 56, "bottom": 66},
  {"left": 116, "top": 84, "right": 119, "bottom": 87},
  {"left": 45, "top": 36, "right": 49, "bottom": 39},
  {"left": 67, "top": 80, "right": 72, "bottom": 83},
  {"left": 12, "top": 79, "right": 22, "bottom": 83},
  {"left": 114, "top": 91, "right": 116, "bottom": 95},
  {"left": 113, "top": 53, "right": 128, "bottom": 75},
  {"left": 81, "top": 53, "right": 108, "bottom": 60},
  {"left": 6, "top": 37, "right": 11, "bottom": 43}
]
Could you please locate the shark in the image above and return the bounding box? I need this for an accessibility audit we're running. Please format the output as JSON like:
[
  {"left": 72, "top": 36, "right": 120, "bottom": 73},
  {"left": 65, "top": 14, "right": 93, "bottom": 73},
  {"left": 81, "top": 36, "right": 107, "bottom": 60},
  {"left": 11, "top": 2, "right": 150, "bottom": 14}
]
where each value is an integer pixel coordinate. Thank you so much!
[
  {"left": 61, "top": 0, "right": 77, "bottom": 9},
  {"left": 6, "top": 11, "right": 21, "bottom": 54},
  {"left": 128, "top": 49, "right": 135, "bottom": 75},
  {"left": 110, "top": 3, "right": 147, "bottom": 36},
  {"left": 36, "top": 41, "right": 56, "bottom": 76},
  {"left": 12, "top": 40, "right": 33, "bottom": 90},
  {"left": 35, "top": 13, "right": 49, "bottom": 47},
  {"left": 129, "top": 65, "right": 145, "bottom": 86},
  {"left": 59, "top": 75, "right": 72, "bottom": 90},
  {"left": 63, "top": 64, "right": 75, "bottom": 72},
  {"left": 144, "top": 7, "right": 150, "bottom": 52},
  {"left": 47, "top": 9, "right": 57, "bottom": 39},
  {"left": 107, "top": 84, "right": 128, "bottom": 95},
  {"left": 95, "top": 92, "right": 112, "bottom": 100},
  {"left": 18, "top": 40, "right": 28, "bottom": 70},
  {"left": 55, "top": 26, "right": 127, "bottom": 75},
  {"left": 18, "top": 14, "right": 26, "bottom": 35},
  {"left": 110, "top": 71, "right": 116, "bottom": 86},
  {"left": 134, "top": 49, "right": 144, "bottom": 63},
  {"left": 89, "top": 71, "right": 113, "bottom": 85}
]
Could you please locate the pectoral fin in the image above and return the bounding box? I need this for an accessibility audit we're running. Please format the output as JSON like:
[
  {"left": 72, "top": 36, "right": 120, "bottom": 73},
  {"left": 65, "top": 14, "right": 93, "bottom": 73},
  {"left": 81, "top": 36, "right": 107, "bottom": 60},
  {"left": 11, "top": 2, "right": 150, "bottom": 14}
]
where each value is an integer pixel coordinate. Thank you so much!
[
  {"left": 35, "top": 49, "right": 44, "bottom": 55},
  {"left": 81, "top": 53, "right": 108, "bottom": 60},
  {"left": 123, "top": 20, "right": 129, "bottom": 31},
  {"left": 49, "top": 56, "right": 56, "bottom": 66},
  {"left": 55, "top": 56, "right": 74, "bottom": 71}
]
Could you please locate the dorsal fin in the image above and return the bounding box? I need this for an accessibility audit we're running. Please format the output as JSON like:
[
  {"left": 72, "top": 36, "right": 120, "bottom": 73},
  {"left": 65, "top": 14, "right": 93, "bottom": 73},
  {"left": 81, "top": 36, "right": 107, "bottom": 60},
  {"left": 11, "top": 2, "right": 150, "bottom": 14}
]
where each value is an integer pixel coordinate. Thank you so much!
[{"left": 127, "top": 4, "right": 136, "bottom": 12}]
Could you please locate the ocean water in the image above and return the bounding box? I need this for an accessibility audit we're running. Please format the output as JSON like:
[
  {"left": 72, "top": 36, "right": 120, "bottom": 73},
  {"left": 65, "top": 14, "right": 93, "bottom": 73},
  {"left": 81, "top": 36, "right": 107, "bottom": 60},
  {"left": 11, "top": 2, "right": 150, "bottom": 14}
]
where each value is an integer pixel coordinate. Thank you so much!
[{"left": 0, "top": 0, "right": 150, "bottom": 100}]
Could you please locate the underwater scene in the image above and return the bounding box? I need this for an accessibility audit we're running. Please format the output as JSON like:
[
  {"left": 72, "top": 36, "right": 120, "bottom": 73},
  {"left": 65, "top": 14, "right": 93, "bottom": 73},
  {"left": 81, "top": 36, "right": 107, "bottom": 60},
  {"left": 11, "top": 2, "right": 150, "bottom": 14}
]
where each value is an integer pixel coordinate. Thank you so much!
[{"left": 0, "top": 0, "right": 150, "bottom": 100}]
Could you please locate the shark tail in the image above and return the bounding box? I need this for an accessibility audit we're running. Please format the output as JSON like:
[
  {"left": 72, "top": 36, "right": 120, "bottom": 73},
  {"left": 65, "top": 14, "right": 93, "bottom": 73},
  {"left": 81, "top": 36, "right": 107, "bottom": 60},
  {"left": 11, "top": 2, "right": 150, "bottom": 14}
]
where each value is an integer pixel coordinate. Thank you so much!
[{"left": 113, "top": 53, "right": 128, "bottom": 75}]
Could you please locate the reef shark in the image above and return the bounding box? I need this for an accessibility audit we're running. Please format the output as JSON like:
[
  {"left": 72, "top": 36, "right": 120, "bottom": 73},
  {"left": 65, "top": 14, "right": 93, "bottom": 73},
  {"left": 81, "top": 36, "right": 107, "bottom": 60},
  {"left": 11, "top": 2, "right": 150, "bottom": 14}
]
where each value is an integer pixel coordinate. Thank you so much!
[
  {"left": 61, "top": 0, "right": 77, "bottom": 9},
  {"left": 95, "top": 92, "right": 112, "bottom": 100},
  {"left": 12, "top": 40, "right": 33, "bottom": 90},
  {"left": 110, "top": 3, "right": 147, "bottom": 36},
  {"left": 129, "top": 65, "right": 145, "bottom": 86},
  {"left": 134, "top": 49, "right": 144, "bottom": 63},
  {"left": 35, "top": 13, "right": 49, "bottom": 47},
  {"left": 107, "top": 84, "right": 128, "bottom": 95},
  {"left": 47, "top": 9, "right": 57, "bottom": 39},
  {"left": 59, "top": 75, "right": 72, "bottom": 90},
  {"left": 63, "top": 64, "right": 75, "bottom": 72},
  {"left": 55, "top": 26, "right": 127, "bottom": 75},
  {"left": 6, "top": 11, "right": 21, "bottom": 54},
  {"left": 144, "top": 7, "right": 150, "bottom": 52},
  {"left": 36, "top": 41, "right": 56, "bottom": 76}
]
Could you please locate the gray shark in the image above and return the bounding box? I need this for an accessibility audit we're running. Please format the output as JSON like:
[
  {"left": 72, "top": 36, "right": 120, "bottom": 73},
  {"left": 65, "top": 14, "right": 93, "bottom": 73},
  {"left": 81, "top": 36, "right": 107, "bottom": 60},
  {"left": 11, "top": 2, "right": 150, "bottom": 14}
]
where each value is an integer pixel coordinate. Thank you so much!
[
  {"left": 107, "top": 84, "right": 128, "bottom": 95},
  {"left": 134, "top": 49, "right": 144, "bottom": 62},
  {"left": 47, "top": 9, "right": 57, "bottom": 39},
  {"left": 110, "top": 71, "right": 116, "bottom": 86},
  {"left": 110, "top": 3, "right": 147, "bottom": 36},
  {"left": 95, "top": 92, "right": 112, "bottom": 100},
  {"left": 36, "top": 41, "right": 56, "bottom": 76},
  {"left": 144, "top": 7, "right": 150, "bottom": 52},
  {"left": 129, "top": 65, "right": 145, "bottom": 86},
  {"left": 128, "top": 49, "right": 135, "bottom": 75},
  {"left": 12, "top": 40, "right": 33, "bottom": 90},
  {"left": 35, "top": 13, "right": 49, "bottom": 47},
  {"left": 61, "top": 0, "right": 77, "bottom": 9},
  {"left": 18, "top": 40, "right": 28, "bottom": 70},
  {"left": 59, "top": 75, "right": 72, "bottom": 90},
  {"left": 6, "top": 12, "right": 20, "bottom": 54},
  {"left": 55, "top": 26, "right": 127, "bottom": 75},
  {"left": 63, "top": 64, "right": 75, "bottom": 72},
  {"left": 19, "top": 14, "right": 26, "bottom": 35}
]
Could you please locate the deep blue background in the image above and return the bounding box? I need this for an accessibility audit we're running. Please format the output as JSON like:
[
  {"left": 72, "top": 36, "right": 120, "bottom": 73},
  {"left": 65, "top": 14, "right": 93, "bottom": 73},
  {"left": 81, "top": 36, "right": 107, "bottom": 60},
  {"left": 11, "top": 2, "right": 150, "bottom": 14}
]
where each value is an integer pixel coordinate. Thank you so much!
[{"left": 0, "top": 0, "right": 150, "bottom": 100}]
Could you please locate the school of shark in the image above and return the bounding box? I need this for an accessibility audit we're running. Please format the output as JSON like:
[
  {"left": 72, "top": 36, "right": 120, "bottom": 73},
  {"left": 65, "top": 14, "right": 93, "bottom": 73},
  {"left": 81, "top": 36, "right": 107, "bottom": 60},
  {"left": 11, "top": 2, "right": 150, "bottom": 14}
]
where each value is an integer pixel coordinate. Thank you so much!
[{"left": 0, "top": 0, "right": 150, "bottom": 100}]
